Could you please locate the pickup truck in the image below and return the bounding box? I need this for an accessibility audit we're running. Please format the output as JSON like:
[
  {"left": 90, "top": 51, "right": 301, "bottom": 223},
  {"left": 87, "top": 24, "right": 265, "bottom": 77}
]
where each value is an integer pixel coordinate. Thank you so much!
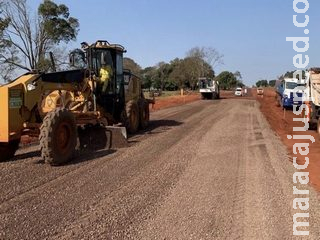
[{"left": 257, "top": 87, "right": 264, "bottom": 95}]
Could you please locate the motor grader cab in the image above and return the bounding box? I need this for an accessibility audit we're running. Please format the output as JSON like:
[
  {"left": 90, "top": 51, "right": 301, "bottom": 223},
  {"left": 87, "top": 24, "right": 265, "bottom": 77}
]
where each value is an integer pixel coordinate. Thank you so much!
[
  {"left": 71, "top": 40, "right": 151, "bottom": 132},
  {"left": 0, "top": 40, "right": 152, "bottom": 165}
]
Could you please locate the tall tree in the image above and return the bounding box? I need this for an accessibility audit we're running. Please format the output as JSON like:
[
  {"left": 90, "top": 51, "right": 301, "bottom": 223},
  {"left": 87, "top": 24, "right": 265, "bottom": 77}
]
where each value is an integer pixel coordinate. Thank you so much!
[
  {"left": 0, "top": 0, "right": 79, "bottom": 81},
  {"left": 141, "top": 66, "right": 157, "bottom": 90},
  {"left": 269, "top": 80, "right": 276, "bottom": 87},
  {"left": 215, "top": 71, "right": 238, "bottom": 90},
  {"left": 255, "top": 80, "right": 268, "bottom": 87},
  {"left": 155, "top": 62, "right": 172, "bottom": 90},
  {"left": 233, "top": 71, "right": 242, "bottom": 81},
  {"left": 186, "top": 46, "right": 223, "bottom": 75},
  {"left": 168, "top": 58, "right": 185, "bottom": 90}
]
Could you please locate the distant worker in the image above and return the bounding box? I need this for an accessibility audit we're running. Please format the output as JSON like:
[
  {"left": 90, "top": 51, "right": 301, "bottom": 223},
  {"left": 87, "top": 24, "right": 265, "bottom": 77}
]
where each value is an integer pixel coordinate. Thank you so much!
[
  {"left": 244, "top": 88, "right": 248, "bottom": 96},
  {"left": 99, "top": 64, "right": 112, "bottom": 92}
]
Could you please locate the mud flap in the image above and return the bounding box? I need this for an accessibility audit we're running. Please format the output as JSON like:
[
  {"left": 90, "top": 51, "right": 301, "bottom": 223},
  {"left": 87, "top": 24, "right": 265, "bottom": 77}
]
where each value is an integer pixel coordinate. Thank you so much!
[{"left": 105, "top": 126, "right": 128, "bottom": 149}]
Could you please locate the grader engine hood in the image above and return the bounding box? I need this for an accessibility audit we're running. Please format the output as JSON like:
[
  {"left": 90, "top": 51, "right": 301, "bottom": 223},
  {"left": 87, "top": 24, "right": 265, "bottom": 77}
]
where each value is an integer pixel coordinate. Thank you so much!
[{"left": 0, "top": 73, "right": 40, "bottom": 143}]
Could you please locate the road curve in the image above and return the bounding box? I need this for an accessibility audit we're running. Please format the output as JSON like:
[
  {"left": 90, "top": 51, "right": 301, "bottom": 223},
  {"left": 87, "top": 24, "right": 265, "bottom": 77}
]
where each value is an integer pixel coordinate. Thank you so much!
[{"left": 0, "top": 98, "right": 320, "bottom": 239}]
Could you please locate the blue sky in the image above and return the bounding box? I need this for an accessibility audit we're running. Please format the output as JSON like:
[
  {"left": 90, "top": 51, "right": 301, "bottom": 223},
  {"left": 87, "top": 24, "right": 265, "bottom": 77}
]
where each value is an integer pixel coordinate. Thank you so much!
[{"left": 28, "top": 0, "right": 320, "bottom": 86}]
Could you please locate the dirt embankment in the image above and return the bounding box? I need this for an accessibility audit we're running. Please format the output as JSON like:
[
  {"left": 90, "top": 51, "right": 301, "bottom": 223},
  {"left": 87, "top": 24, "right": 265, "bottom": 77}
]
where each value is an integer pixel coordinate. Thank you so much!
[
  {"left": 150, "top": 90, "right": 252, "bottom": 111},
  {"left": 254, "top": 88, "right": 320, "bottom": 192}
]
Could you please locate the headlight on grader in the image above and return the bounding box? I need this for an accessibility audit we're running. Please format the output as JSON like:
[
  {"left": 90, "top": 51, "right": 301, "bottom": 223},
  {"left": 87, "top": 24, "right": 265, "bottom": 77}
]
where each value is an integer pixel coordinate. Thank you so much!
[{"left": 27, "top": 83, "right": 36, "bottom": 91}]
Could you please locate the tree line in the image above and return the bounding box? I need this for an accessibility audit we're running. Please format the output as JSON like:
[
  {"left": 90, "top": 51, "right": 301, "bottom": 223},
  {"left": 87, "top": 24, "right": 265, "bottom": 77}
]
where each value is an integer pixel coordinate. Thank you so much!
[
  {"left": 124, "top": 55, "right": 245, "bottom": 91},
  {"left": 124, "top": 46, "right": 225, "bottom": 91},
  {"left": 255, "top": 80, "right": 276, "bottom": 88}
]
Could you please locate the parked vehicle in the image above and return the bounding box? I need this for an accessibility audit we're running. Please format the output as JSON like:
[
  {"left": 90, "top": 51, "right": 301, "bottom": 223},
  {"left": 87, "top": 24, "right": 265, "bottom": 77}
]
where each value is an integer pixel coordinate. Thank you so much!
[
  {"left": 234, "top": 87, "right": 243, "bottom": 96},
  {"left": 257, "top": 87, "right": 264, "bottom": 95},
  {"left": 198, "top": 78, "right": 220, "bottom": 99},
  {"left": 275, "top": 78, "right": 303, "bottom": 109}
]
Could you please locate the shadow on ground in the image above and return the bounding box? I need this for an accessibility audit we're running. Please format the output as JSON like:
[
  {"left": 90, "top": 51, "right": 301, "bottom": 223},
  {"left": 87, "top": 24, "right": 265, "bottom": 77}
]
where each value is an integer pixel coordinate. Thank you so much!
[
  {"left": 3, "top": 120, "right": 182, "bottom": 165},
  {"left": 130, "top": 119, "right": 183, "bottom": 137}
]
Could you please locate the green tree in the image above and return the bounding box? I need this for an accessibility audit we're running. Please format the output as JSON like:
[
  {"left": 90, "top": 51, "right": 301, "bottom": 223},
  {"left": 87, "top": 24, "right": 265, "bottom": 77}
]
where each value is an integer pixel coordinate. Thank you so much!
[
  {"left": 233, "top": 71, "right": 242, "bottom": 81},
  {"left": 183, "top": 57, "right": 203, "bottom": 89},
  {"left": 256, "top": 80, "right": 268, "bottom": 87},
  {"left": 157, "top": 62, "right": 173, "bottom": 90},
  {"left": 140, "top": 46, "right": 221, "bottom": 91},
  {"left": 269, "top": 80, "right": 276, "bottom": 87},
  {"left": 141, "top": 66, "right": 157, "bottom": 90},
  {"left": 215, "top": 71, "right": 238, "bottom": 90},
  {"left": 168, "top": 58, "right": 186, "bottom": 90},
  {"left": 0, "top": 0, "right": 79, "bottom": 81}
]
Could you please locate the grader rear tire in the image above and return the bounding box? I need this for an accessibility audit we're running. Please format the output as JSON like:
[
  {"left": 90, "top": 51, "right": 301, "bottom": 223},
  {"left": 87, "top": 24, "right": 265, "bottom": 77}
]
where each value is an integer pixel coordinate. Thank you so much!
[
  {"left": 0, "top": 139, "right": 20, "bottom": 162},
  {"left": 126, "top": 101, "right": 139, "bottom": 134},
  {"left": 39, "top": 108, "right": 77, "bottom": 165},
  {"left": 139, "top": 100, "right": 150, "bottom": 129}
]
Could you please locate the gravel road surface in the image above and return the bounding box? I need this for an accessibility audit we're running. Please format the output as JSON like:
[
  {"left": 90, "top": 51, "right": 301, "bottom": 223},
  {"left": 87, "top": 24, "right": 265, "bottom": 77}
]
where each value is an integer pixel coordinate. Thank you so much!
[{"left": 1, "top": 99, "right": 320, "bottom": 239}]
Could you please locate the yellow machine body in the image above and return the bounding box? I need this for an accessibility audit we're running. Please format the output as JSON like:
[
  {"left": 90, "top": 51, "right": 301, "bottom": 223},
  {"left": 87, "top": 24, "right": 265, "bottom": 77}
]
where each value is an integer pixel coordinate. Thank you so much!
[{"left": 0, "top": 70, "right": 93, "bottom": 143}]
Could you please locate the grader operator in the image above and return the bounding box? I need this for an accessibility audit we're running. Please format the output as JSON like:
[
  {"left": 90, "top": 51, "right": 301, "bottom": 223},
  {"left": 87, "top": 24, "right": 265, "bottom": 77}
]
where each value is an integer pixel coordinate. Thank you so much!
[{"left": 0, "top": 40, "right": 151, "bottom": 165}]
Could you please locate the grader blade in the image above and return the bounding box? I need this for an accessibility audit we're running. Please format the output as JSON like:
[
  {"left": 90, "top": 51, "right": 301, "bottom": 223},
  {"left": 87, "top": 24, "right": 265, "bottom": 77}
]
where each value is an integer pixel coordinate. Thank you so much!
[{"left": 105, "top": 126, "right": 128, "bottom": 149}]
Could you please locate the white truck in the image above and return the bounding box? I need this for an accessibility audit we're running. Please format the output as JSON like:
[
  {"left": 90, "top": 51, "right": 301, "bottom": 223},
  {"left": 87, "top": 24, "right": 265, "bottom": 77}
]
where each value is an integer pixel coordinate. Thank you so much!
[
  {"left": 275, "top": 78, "right": 303, "bottom": 109},
  {"left": 198, "top": 77, "right": 220, "bottom": 100}
]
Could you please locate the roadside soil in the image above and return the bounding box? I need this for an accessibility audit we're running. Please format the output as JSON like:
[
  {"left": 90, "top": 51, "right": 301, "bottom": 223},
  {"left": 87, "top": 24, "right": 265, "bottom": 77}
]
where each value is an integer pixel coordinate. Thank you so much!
[
  {"left": 150, "top": 92, "right": 200, "bottom": 111},
  {"left": 150, "top": 90, "right": 253, "bottom": 111},
  {"left": 254, "top": 88, "right": 320, "bottom": 192}
]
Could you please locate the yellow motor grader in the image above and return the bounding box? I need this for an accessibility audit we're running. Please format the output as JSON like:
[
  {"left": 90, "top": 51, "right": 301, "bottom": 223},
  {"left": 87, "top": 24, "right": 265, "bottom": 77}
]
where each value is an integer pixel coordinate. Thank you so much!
[{"left": 0, "top": 40, "right": 152, "bottom": 165}]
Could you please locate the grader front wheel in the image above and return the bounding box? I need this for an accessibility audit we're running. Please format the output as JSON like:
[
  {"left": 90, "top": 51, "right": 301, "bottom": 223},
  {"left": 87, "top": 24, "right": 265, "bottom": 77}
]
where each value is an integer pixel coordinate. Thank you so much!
[
  {"left": 39, "top": 108, "right": 77, "bottom": 165},
  {"left": 0, "top": 139, "right": 20, "bottom": 162}
]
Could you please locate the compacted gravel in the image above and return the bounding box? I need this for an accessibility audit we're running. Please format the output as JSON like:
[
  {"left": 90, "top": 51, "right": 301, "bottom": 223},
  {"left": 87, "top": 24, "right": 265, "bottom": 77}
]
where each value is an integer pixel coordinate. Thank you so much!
[{"left": 1, "top": 98, "right": 320, "bottom": 239}]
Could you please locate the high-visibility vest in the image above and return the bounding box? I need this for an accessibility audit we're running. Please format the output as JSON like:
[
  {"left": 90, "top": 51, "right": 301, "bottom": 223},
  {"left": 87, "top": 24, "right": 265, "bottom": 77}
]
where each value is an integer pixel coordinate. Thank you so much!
[{"left": 100, "top": 66, "right": 112, "bottom": 82}]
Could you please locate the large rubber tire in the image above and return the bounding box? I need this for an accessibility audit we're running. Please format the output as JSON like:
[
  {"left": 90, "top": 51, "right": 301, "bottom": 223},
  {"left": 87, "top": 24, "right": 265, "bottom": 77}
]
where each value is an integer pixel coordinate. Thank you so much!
[
  {"left": 139, "top": 100, "right": 150, "bottom": 129},
  {"left": 39, "top": 108, "right": 77, "bottom": 165},
  {"left": 212, "top": 93, "right": 218, "bottom": 100},
  {"left": 0, "top": 139, "right": 20, "bottom": 162},
  {"left": 126, "top": 100, "right": 139, "bottom": 134},
  {"left": 279, "top": 97, "right": 284, "bottom": 109}
]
